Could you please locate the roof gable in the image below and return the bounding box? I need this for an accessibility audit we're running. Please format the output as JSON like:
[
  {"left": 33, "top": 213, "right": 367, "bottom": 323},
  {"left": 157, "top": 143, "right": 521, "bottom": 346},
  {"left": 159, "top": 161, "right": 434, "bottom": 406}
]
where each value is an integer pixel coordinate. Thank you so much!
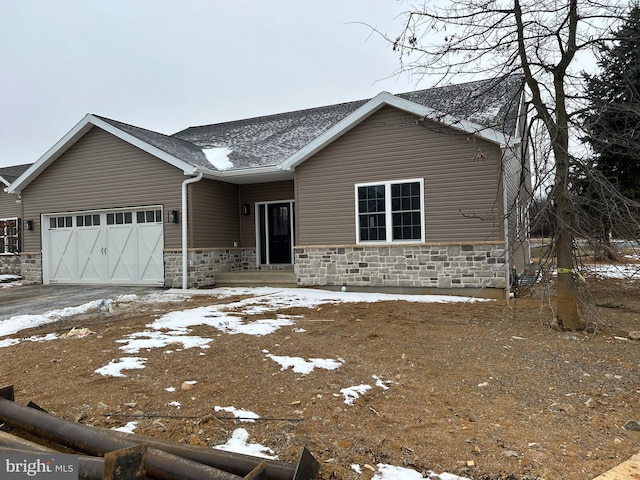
[
  {"left": 7, "top": 115, "right": 201, "bottom": 193},
  {"left": 280, "top": 91, "right": 515, "bottom": 171}
]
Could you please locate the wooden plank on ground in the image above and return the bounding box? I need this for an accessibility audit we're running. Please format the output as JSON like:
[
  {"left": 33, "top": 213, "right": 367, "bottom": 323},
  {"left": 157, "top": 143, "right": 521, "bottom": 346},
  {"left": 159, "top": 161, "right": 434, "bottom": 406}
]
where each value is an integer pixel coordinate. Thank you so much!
[{"left": 592, "top": 452, "right": 640, "bottom": 479}]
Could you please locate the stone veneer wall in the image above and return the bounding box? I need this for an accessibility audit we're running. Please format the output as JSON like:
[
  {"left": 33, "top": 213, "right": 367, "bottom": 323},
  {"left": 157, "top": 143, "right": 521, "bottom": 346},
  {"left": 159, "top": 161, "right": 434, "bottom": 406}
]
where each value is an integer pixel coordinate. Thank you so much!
[
  {"left": 164, "top": 248, "right": 257, "bottom": 288},
  {"left": 294, "top": 243, "right": 507, "bottom": 290},
  {"left": 0, "top": 254, "right": 21, "bottom": 276},
  {"left": 19, "top": 252, "right": 42, "bottom": 284}
]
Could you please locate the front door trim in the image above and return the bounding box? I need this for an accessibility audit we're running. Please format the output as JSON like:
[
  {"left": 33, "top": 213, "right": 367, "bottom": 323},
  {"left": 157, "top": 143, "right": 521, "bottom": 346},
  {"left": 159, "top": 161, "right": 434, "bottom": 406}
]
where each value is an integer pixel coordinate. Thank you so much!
[{"left": 255, "top": 199, "right": 294, "bottom": 267}]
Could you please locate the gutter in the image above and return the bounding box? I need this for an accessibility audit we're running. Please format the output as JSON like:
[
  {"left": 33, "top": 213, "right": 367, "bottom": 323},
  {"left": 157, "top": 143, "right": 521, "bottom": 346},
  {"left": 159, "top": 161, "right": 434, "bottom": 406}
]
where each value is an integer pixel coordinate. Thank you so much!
[{"left": 181, "top": 172, "right": 203, "bottom": 289}]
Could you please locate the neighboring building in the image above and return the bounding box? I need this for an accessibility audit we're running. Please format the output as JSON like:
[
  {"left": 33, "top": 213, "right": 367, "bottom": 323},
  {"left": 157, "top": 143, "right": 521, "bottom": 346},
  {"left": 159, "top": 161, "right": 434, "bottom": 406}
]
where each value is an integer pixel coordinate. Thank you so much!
[
  {"left": 0, "top": 163, "right": 31, "bottom": 274},
  {"left": 6, "top": 76, "right": 530, "bottom": 296}
]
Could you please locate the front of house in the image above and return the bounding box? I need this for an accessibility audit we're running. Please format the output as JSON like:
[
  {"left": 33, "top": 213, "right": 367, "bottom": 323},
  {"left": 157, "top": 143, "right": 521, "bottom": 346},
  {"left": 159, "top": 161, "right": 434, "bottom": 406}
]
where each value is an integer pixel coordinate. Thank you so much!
[{"left": 4, "top": 76, "right": 530, "bottom": 297}]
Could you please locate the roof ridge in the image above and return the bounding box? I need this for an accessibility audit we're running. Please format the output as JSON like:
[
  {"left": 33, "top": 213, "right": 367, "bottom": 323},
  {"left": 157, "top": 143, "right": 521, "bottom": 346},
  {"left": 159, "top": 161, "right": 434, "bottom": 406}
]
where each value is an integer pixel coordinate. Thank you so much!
[{"left": 173, "top": 98, "right": 370, "bottom": 135}]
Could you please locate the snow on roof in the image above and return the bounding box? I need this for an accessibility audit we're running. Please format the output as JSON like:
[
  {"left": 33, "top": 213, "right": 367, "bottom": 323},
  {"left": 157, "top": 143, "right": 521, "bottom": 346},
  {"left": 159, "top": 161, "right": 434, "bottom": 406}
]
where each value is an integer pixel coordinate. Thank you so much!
[
  {"left": 202, "top": 146, "right": 234, "bottom": 170},
  {"left": 77, "top": 76, "right": 522, "bottom": 177},
  {"left": 173, "top": 75, "right": 523, "bottom": 171}
]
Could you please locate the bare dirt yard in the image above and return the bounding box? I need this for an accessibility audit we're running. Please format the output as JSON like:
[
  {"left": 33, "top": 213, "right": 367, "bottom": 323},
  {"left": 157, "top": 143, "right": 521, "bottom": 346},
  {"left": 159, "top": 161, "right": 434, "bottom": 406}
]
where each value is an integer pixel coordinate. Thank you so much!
[{"left": 0, "top": 277, "right": 638, "bottom": 480}]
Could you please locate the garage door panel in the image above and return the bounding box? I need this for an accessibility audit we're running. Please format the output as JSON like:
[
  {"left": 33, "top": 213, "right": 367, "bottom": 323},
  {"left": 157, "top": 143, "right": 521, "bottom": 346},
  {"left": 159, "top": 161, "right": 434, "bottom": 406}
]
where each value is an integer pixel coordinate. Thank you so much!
[
  {"left": 107, "top": 225, "right": 137, "bottom": 282},
  {"left": 43, "top": 207, "right": 165, "bottom": 285},
  {"left": 50, "top": 229, "right": 77, "bottom": 282},
  {"left": 77, "top": 227, "right": 105, "bottom": 281},
  {"left": 138, "top": 224, "right": 164, "bottom": 281}
]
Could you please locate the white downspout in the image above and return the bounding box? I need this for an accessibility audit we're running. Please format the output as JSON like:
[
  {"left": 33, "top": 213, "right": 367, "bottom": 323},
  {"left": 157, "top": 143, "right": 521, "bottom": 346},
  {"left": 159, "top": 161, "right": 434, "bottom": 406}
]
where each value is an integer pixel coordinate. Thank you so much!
[{"left": 182, "top": 172, "right": 203, "bottom": 290}]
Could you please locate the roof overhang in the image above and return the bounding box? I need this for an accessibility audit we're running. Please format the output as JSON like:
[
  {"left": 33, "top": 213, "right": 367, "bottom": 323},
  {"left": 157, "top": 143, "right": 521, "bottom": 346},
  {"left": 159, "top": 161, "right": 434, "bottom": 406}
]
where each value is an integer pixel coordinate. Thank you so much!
[
  {"left": 197, "top": 165, "right": 294, "bottom": 185},
  {"left": 7, "top": 114, "right": 199, "bottom": 194},
  {"left": 281, "top": 91, "right": 514, "bottom": 171}
]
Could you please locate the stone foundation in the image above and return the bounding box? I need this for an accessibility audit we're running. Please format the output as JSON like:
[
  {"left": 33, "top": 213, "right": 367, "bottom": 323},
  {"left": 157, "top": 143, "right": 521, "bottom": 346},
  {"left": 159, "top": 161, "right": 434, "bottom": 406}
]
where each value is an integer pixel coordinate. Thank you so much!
[
  {"left": 294, "top": 243, "right": 507, "bottom": 290},
  {"left": 164, "top": 248, "right": 257, "bottom": 288},
  {"left": 0, "top": 254, "right": 21, "bottom": 276},
  {"left": 19, "top": 252, "right": 42, "bottom": 284}
]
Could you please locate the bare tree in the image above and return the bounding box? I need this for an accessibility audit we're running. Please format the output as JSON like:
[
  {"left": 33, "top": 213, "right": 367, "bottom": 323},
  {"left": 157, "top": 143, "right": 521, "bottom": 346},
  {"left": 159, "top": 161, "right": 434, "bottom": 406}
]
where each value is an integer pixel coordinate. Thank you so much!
[{"left": 385, "top": 0, "right": 628, "bottom": 330}]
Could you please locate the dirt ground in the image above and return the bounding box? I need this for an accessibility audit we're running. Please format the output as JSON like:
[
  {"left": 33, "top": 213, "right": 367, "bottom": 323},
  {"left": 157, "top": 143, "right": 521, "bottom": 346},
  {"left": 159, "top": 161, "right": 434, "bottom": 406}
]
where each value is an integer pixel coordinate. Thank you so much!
[{"left": 0, "top": 277, "right": 638, "bottom": 480}]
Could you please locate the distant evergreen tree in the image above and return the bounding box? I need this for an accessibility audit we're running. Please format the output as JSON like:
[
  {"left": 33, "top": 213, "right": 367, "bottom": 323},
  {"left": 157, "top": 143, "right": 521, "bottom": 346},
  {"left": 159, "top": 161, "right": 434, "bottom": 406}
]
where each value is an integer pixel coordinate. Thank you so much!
[{"left": 577, "top": 6, "right": 640, "bottom": 249}]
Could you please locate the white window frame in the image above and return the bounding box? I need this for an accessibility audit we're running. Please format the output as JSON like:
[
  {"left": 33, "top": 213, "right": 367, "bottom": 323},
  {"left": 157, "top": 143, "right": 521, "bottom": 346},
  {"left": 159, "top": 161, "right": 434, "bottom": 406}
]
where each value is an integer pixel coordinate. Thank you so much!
[
  {"left": 0, "top": 217, "right": 20, "bottom": 254},
  {"left": 354, "top": 178, "right": 425, "bottom": 244}
]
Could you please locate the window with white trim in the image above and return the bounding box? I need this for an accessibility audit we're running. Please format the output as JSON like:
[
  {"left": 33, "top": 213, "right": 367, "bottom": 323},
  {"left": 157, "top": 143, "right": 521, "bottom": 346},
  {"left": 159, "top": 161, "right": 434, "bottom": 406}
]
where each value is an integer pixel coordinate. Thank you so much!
[
  {"left": 356, "top": 179, "right": 425, "bottom": 243},
  {"left": 0, "top": 218, "right": 19, "bottom": 253}
]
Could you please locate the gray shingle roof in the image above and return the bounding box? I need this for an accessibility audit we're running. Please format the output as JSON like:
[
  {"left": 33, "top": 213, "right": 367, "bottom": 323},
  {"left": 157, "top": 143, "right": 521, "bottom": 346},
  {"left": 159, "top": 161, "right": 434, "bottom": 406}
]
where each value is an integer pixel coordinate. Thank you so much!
[
  {"left": 92, "top": 76, "right": 522, "bottom": 174},
  {"left": 173, "top": 100, "right": 368, "bottom": 170},
  {"left": 396, "top": 75, "right": 523, "bottom": 134},
  {"left": 0, "top": 163, "right": 31, "bottom": 185},
  {"left": 95, "top": 116, "right": 210, "bottom": 169},
  {"left": 172, "top": 75, "right": 523, "bottom": 171}
]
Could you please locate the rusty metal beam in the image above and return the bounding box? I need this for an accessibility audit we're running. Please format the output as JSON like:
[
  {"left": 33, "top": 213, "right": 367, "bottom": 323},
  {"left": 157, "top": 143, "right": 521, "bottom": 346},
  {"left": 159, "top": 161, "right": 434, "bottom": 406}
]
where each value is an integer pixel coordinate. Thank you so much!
[
  {"left": 106, "top": 427, "right": 307, "bottom": 480},
  {"left": 0, "top": 396, "right": 241, "bottom": 480},
  {"left": 104, "top": 444, "right": 147, "bottom": 480}
]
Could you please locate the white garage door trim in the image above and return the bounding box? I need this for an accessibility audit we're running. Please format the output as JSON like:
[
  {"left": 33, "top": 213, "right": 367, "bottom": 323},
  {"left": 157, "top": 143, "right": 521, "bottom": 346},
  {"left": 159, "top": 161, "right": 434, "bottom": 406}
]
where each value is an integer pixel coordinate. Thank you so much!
[{"left": 42, "top": 206, "right": 165, "bottom": 285}]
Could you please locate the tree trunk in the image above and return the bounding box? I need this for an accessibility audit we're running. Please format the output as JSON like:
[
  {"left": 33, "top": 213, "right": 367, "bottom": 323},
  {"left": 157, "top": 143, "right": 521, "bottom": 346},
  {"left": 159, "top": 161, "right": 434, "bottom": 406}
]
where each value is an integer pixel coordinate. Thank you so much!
[{"left": 553, "top": 148, "right": 585, "bottom": 330}]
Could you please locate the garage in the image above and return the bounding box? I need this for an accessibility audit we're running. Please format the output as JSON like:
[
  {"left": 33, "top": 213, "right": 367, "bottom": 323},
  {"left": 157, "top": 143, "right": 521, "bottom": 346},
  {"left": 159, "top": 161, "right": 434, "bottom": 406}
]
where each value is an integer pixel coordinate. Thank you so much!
[{"left": 42, "top": 206, "right": 164, "bottom": 285}]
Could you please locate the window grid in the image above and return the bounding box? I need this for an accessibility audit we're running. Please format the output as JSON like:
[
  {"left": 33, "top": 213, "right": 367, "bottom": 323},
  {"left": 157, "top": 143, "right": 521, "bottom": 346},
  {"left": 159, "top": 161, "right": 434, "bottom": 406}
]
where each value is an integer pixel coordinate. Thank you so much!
[
  {"left": 0, "top": 218, "right": 19, "bottom": 253},
  {"left": 356, "top": 180, "right": 424, "bottom": 244}
]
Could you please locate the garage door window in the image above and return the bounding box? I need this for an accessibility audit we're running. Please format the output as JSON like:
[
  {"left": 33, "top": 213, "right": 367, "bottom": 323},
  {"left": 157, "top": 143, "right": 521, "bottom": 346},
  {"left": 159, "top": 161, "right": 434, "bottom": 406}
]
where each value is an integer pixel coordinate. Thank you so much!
[
  {"left": 49, "top": 216, "right": 73, "bottom": 229},
  {"left": 76, "top": 214, "right": 100, "bottom": 227},
  {"left": 107, "top": 212, "right": 133, "bottom": 225},
  {"left": 137, "top": 209, "right": 162, "bottom": 223}
]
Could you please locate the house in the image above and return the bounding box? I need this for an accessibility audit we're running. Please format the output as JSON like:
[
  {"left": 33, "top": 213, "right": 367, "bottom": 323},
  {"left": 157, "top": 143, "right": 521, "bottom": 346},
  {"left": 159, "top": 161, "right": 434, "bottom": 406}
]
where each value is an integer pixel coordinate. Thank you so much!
[
  {"left": 6, "top": 76, "right": 530, "bottom": 297},
  {"left": 0, "top": 163, "right": 31, "bottom": 275}
]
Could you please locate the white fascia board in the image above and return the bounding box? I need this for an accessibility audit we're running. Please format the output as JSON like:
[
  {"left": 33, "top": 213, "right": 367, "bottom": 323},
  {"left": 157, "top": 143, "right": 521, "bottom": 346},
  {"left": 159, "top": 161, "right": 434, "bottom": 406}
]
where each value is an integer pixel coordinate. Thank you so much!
[
  {"left": 0, "top": 176, "right": 9, "bottom": 188},
  {"left": 280, "top": 92, "right": 512, "bottom": 171},
  {"left": 197, "top": 165, "right": 293, "bottom": 185},
  {"left": 7, "top": 114, "right": 197, "bottom": 194}
]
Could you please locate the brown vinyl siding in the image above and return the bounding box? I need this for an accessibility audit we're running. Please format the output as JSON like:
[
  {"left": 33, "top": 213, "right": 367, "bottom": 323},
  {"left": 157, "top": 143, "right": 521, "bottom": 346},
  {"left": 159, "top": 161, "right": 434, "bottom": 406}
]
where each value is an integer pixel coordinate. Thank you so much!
[
  {"left": 239, "top": 181, "right": 294, "bottom": 248},
  {"left": 0, "top": 191, "right": 21, "bottom": 219},
  {"left": 190, "top": 179, "right": 240, "bottom": 248},
  {"left": 295, "top": 105, "right": 504, "bottom": 246},
  {"left": 21, "top": 127, "right": 185, "bottom": 251}
]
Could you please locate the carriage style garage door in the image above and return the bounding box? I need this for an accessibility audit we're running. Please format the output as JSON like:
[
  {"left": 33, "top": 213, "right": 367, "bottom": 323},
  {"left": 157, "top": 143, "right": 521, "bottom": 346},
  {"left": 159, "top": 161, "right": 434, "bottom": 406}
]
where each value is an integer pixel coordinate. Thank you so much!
[{"left": 42, "top": 207, "right": 164, "bottom": 285}]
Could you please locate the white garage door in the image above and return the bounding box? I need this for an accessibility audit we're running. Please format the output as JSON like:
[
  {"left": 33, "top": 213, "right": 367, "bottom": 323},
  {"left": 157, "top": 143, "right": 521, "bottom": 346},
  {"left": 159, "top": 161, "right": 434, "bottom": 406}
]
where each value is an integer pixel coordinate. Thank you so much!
[{"left": 43, "top": 207, "right": 165, "bottom": 285}]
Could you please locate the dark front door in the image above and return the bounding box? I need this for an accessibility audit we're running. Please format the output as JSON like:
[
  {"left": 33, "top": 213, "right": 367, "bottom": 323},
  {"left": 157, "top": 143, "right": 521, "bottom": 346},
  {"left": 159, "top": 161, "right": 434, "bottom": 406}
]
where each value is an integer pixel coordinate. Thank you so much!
[
  {"left": 267, "top": 203, "right": 292, "bottom": 264},
  {"left": 258, "top": 201, "right": 294, "bottom": 266}
]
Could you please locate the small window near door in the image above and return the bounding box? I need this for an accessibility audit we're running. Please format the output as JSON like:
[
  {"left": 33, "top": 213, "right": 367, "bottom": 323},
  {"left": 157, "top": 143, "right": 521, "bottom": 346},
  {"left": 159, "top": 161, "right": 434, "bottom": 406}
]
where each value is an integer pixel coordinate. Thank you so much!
[{"left": 0, "top": 218, "right": 19, "bottom": 253}]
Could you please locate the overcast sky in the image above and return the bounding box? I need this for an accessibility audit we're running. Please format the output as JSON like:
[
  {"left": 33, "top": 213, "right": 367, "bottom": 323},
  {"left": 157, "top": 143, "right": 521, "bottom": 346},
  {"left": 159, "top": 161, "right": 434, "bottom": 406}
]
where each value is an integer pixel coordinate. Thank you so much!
[{"left": 0, "top": 1, "right": 432, "bottom": 168}]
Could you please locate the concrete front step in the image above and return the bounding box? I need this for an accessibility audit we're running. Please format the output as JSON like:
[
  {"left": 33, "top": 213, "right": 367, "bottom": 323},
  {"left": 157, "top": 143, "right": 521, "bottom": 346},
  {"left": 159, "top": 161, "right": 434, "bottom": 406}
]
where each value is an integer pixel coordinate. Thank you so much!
[{"left": 214, "top": 271, "right": 297, "bottom": 287}]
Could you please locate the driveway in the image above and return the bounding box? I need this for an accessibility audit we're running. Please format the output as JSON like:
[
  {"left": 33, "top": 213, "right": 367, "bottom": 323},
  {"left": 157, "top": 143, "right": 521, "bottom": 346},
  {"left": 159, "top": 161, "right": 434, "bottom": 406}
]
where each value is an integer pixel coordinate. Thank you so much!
[{"left": 0, "top": 284, "right": 165, "bottom": 322}]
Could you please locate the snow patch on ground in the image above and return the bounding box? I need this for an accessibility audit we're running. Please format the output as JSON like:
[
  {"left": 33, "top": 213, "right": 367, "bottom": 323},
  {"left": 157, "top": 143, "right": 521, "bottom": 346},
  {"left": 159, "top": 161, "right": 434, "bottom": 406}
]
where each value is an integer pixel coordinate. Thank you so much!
[
  {"left": 112, "top": 422, "right": 138, "bottom": 434},
  {"left": 263, "top": 350, "right": 343, "bottom": 374},
  {"left": 214, "top": 406, "right": 260, "bottom": 422},
  {"left": 214, "top": 428, "right": 277, "bottom": 459},
  {"left": 94, "top": 357, "right": 147, "bottom": 377},
  {"left": 0, "top": 299, "right": 111, "bottom": 337}
]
